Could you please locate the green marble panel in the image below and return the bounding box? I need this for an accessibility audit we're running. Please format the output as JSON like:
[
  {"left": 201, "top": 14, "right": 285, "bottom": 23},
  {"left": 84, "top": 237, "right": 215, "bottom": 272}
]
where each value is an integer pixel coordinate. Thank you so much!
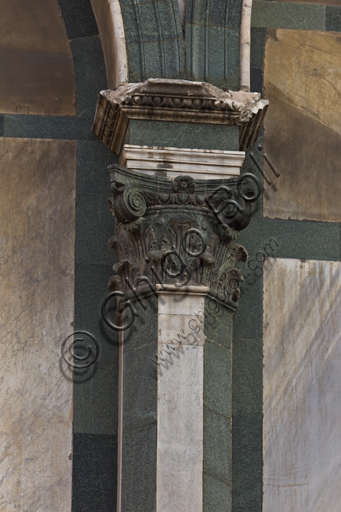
[
  {"left": 73, "top": 363, "right": 118, "bottom": 435},
  {"left": 232, "top": 413, "right": 262, "bottom": 512},
  {"left": 237, "top": 217, "right": 340, "bottom": 262},
  {"left": 58, "top": 0, "right": 98, "bottom": 39},
  {"left": 76, "top": 140, "right": 116, "bottom": 195},
  {"left": 71, "top": 36, "right": 107, "bottom": 119},
  {"left": 4, "top": 114, "right": 96, "bottom": 140},
  {"left": 207, "top": 28, "right": 239, "bottom": 89},
  {"left": 123, "top": 295, "right": 158, "bottom": 352},
  {"left": 75, "top": 192, "right": 114, "bottom": 266},
  {"left": 72, "top": 433, "right": 117, "bottom": 512},
  {"left": 186, "top": 23, "right": 206, "bottom": 79},
  {"left": 234, "top": 272, "right": 263, "bottom": 340},
  {"left": 204, "top": 340, "right": 232, "bottom": 417},
  {"left": 326, "top": 6, "right": 341, "bottom": 31},
  {"left": 129, "top": 120, "right": 240, "bottom": 150},
  {"left": 123, "top": 342, "right": 157, "bottom": 432},
  {"left": 232, "top": 339, "right": 262, "bottom": 414},
  {"left": 120, "top": 0, "right": 184, "bottom": 81},
  {"left": 252, "top": 0, "right": 326, "bottom": 30},
  {"left": 75, "top": 262, "right": 119, "bottom": 364},
  {"left": 204, "top": 406, "right": 231, "bottom": 484},
  {"left": 251, "top": 27, "right": 267, "bottom": 68},
  {"left": 204, "top": 473, "right": 232, "bottom": 512},
  {"left": 204, "top": 298, "right": 233, "bottom": 350},
  {"left": 122, "top": 423, "right": 157, "bottom": 512}
]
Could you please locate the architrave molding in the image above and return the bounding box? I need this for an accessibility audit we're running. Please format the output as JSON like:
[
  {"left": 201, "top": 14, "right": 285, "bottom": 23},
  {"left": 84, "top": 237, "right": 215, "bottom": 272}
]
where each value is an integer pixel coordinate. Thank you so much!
[{"left": 120, "top": 145, "right": 245, "bottom": 180}]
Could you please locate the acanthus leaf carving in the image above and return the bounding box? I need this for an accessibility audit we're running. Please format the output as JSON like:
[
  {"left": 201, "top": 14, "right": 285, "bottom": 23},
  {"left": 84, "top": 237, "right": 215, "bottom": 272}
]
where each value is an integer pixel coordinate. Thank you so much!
[{"left": 107, "top": 166, "right": 252, "bottom": 306}]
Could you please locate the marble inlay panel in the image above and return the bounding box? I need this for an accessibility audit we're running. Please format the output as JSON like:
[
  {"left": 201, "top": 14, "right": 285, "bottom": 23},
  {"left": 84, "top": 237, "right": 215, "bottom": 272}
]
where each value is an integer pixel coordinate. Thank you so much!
[
  {"left": 264, "top": 258, "right": 341, "bottom": 512},
  {"left": 0, "top": 138, "right": 76, "bottom": 510},
  {"left": 264, "top": 30, "right": 341, "bottom": 222},
  {"left": 0, "top": 0, "right": 76, "bottom": 115}
]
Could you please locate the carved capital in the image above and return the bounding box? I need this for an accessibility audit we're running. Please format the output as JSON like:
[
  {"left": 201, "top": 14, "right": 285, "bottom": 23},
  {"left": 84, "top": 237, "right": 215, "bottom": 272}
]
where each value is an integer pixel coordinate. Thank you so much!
[
  {"left": 107, "top": 166, "right": 253, "bottom": 307},
  {"left": 92, "top": 78, "right": 268, "bottom": 155}
]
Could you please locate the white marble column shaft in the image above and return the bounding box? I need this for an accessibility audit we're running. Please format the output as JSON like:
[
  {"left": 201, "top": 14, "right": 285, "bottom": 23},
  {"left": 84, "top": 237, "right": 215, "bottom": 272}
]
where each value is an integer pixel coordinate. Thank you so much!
[{"left": 156, "top": 285, "right": 208, "bottom": 512}]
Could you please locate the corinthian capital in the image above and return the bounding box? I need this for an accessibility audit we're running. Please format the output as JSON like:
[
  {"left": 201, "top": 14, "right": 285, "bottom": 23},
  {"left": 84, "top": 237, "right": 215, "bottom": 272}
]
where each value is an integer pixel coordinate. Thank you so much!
[{"left": 107, "top": 165, "right": 253, "bottom": 307}]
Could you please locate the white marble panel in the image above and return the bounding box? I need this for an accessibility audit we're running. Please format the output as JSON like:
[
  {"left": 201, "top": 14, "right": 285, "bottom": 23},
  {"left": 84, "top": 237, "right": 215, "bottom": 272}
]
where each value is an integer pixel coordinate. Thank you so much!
[
  {"left": 264, "top": 258, "right": 341, "bottom": 512},
  {"left": 157, "top": 285, "right": 207, "bottom": 316},
  {"left": 0, "top": 138, "right": 75, "bottom": 510},
  {"left": 157, "top": 344, "right": 203, "bottom": 512},
  {"left": 120, "top": 145, "right": 245, "bottom": 180},
  {"left": 157, "top": 287, "right": 207, "bottom": 512},
  {"left": 158, "top": 313, "right": 205, "bottom": 345}
]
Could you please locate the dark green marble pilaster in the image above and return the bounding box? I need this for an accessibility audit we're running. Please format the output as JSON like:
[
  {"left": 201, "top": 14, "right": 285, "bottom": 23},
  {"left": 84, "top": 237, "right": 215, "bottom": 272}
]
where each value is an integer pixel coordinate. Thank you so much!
[
  {"left": 204, "top": 298, "right": 234, "bottom": 511},
  {"left": 121, "top": 296, "right": 158, "bottom": 511}
]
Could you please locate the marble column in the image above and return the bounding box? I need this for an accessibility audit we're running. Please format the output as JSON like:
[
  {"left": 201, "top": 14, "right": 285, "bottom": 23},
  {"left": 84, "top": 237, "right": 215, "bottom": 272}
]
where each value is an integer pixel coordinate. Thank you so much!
[
  {"left": 93, "top": 78, "right": 268, "bottom": 511},
  {"left": 103, "top": 165, "right": 249, "bottom": 512},
  {"left": 155, "top": 284, "right": 237, "bottom": 511}
]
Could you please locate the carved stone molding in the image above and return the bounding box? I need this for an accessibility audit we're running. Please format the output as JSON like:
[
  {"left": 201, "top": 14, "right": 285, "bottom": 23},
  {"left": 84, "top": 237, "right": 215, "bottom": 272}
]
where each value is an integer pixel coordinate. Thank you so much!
[
  {"left": 92, "top": 79, "right": 269, "bottom": 155},
  {"left": 107, "top": 165, "right": 251, "bottom": 307}
]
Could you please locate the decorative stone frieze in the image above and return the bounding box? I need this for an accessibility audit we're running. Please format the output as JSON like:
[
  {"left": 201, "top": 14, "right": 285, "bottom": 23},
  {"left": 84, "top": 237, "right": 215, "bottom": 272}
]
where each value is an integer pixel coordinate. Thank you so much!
[
  {"left": 92, "top": 78, "right": 269, "bottom": 155},
  {"left": 107, "top": 165, "right": 250, "bottom": 306},
  {"left": 120, "top": 144, "right": 246, "bottom": 180}
]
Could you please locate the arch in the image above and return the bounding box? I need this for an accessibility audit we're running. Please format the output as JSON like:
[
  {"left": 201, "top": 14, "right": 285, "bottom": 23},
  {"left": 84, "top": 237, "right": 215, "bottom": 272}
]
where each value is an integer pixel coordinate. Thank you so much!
[
  {"left": 91, "top": 0, "right": 247, "bottom": 90},
  {"left": 90, "top": 0, "right": 129, "bottom": 87}
]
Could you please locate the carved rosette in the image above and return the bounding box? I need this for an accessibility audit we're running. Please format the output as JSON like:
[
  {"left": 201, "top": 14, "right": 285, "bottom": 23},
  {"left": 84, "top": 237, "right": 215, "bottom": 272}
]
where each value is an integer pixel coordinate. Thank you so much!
[{"left": 107, "top": 166, "right": 253, "bottom": 307}]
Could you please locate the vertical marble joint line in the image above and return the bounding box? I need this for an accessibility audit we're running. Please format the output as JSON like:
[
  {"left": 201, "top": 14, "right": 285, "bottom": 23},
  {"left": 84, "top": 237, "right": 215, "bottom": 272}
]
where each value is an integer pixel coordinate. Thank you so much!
[
  {"left": 132, "top": 0, "right": 146, "bottom": 79},
  {"left": 172, "top": 0, "right": 183, "bottom": 74},
  {"left": 117, "top": 317, "right": 124, "bottom": 512},
  {"left": 190, "top": 0, "right": 195, "bottom": 77},
  {"left": 224, "top": 1, "right": 229, "bottom": 82},
  {"left": 154, "top": 0, "right": 165, "bottom": 77},
  {"left": 204, "top": 0, "right": 209, "bottom": 81}
]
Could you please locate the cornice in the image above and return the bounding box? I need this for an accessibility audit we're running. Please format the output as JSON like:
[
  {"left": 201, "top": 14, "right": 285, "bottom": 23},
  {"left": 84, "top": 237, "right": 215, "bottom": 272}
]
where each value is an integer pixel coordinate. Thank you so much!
[{"left": 92, "top": 79, "right": 268, "bottom": 155}]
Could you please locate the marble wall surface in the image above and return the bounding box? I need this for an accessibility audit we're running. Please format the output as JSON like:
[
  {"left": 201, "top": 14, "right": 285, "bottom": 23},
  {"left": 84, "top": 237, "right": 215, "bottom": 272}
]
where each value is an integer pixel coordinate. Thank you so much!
[
  {"left": 0, "top": 0, "right": 76, "bottom": 115},
  {"left": 279, "top": 0, "right": 340, "bottom": 4},
  {"left": 263, "top": 29, "right": 341, "bottom": 222},
  {"left": 263, "top": 258, "right": 341, "bottom": 512},
  {"left": 0, "top": 138, "right": 76, "bottom": 510}
]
